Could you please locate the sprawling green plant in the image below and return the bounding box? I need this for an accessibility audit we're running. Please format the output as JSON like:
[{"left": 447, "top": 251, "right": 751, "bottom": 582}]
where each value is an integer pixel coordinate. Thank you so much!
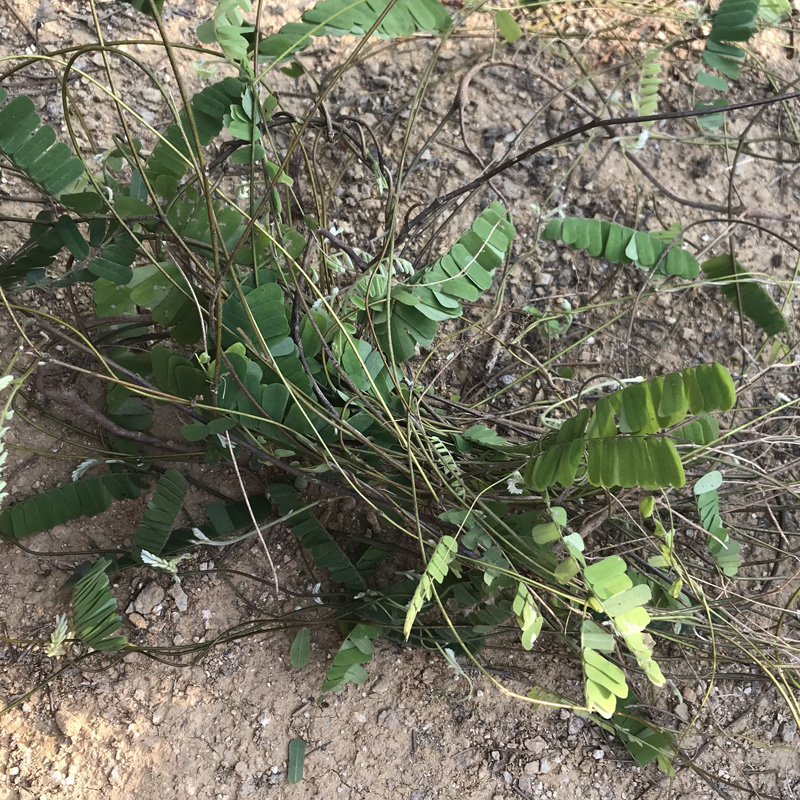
[{"left": 0, "top": 0, "right": 798, "bottom": 787}]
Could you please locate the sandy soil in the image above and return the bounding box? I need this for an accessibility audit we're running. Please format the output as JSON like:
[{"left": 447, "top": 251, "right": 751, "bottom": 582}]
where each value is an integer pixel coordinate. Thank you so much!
[{"left": 1, "top": 1, "right": 799, "bottom": 799}]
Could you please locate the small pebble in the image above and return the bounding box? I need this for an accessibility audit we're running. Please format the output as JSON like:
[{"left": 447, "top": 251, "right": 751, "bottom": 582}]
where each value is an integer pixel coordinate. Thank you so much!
[
  {"left": 55, "top": 709, "right": 82, "bottom": 739},
  {"left": 781, "top": 722, "right": 797, "bottom": 744},
  {"left": 169, "top": 583, "right": 188, "bottom": 612},
  {"left": 568, "top": 716, "right": 584, "bottom": 735},
  {"left": 128, "top": 612, "right": 148, "bottom": 630},
  {"left": 133, "top": 582, "right": 165, "bottom": 615},
  {"left": 371, "top": 675, "right": 391, "bottom": 695},
  {"left": 377, "top": 709, "right": 399, "bottom": 729}
]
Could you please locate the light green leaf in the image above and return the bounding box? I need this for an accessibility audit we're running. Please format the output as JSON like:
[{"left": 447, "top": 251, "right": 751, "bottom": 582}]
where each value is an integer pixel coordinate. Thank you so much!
[
  {"left": 496, "top": 10, "right": 522, "bottom": 42},
  {"left": 694, "top": 470, "right": 723, "bottom": 495},
  {"left": 404, "top": 536, "right": 458, "bottom": 639}
]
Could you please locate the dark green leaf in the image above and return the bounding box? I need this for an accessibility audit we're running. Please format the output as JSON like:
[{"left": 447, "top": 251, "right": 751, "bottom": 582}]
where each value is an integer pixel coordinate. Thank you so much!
[
  {"left": 54, "top": 215, "right": 90, "bottom": 260},
  {"left": 132, "top": 469, "right": 188, "bottom": 561},
  {"left": 287, "top": 738, "right": 306, "bottom": 784},
  {"left": 289, "top": 628, "right": 311, "bottom": 668},
  {"left": 71, "top": 558, "right": 127, "bottom": 651},
  {"left": 0, "top": 474, "right": 143, "bottom": 540},
  {"left": 701, "top": 254, "right": 787, "bottom": 335}
]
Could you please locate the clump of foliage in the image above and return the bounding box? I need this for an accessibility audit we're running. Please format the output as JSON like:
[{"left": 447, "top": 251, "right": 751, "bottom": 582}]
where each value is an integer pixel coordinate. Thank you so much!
[{"left": 0, "top": 0, "right": 798, "bottom": 788}]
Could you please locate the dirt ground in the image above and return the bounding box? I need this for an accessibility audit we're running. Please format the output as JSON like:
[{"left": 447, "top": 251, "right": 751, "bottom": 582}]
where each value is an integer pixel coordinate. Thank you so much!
[{"left": 1, "top": 1, "right": 799, "bottom": 799}]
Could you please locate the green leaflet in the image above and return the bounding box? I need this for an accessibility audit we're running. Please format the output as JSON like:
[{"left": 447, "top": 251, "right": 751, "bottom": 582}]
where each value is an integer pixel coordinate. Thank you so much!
[
  {"left": 524, "top": 364, "right": 735, "bottom": 491},
  {"left": 87, "top": 232, "right": 140, "bottom": 285},
  {"left": 404, "top": 535, "right": 459, "bottom": 638},
  {"left": 269, "top": 483, "right": 366, "bottom": 590},
  {"left": 322, "top": 623, "right": 383, "bottom": 691},
  {"left": 0, "top": 92, "right": 85, "bottom": 197},
  {"left": 287, "top": 738, "right": 306, "bottom": 784},
  {"left": 495, "top": 10, "right": 522, "bottom": 43},
  {"left": 132, "top": 469, "right": 188, "bottom": 562},
  {"left": 0, "top": 473, "right": 143, "bottom": 541},
  {"left": 289, "top": 628, "right": 311, "bottom": 668},
  {"left": 70, "top": 558, "right": 127, "bottom": 652},
  {"left": 542, "top": 218, "right": 699, "bottom": 279},
  {"left": 701, "top": 254, "right": 787, "bottom": 336},
  {"left": 257, "top": 0, "right": 452, "bottom": 63}
]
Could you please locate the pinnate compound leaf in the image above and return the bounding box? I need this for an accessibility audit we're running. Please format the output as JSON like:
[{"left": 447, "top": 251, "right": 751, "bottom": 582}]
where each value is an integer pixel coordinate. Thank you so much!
[
  {"left": 633, "top": 49, "right": 662, "bottom": 123},
  {"left": 404, "top": 535, "right": 459, "bottom": 639},
  {"left": 701, "top": 254, "right": 787, "bottom": 335},
  {"left": 543, "top": 218, "right": 699, "bottom": 278},
  {"left": 513, "top": 582, "right": 543, "bottom": 650},
  {"left": 269, "top": 483, "right": 366, "bottom": 590},
  {"left": 322, "top": 624, "right": 382, "bottom": 691},
  {"left": 355, "top": 202, "right": 516, "bottom": 364},
  {"left": 71, "top": 558, "right": 127, "bottom": 652},
  {"left": 581, "top": 556, "right": 664, "bottom": 716},
  {"left": 0, "top": 94, "right": 85, "bottom": 197},
  {"left": 697, "top": 0, "right": 761, "bottom": 128},
  {"left": 524, "top": 364, "right": 736, "bottom": 491},
  {"left": 695, "top": 471, "right": 741, "bottom": 576},
  {"left": 0, "top": 473, "right": 143, "bottom": 541},
  {"left": 257, "top": 0, "right": 451, "bottom": 63},
  {"left": 132, "top": 469, "right": 188, "bottom": 562}
]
